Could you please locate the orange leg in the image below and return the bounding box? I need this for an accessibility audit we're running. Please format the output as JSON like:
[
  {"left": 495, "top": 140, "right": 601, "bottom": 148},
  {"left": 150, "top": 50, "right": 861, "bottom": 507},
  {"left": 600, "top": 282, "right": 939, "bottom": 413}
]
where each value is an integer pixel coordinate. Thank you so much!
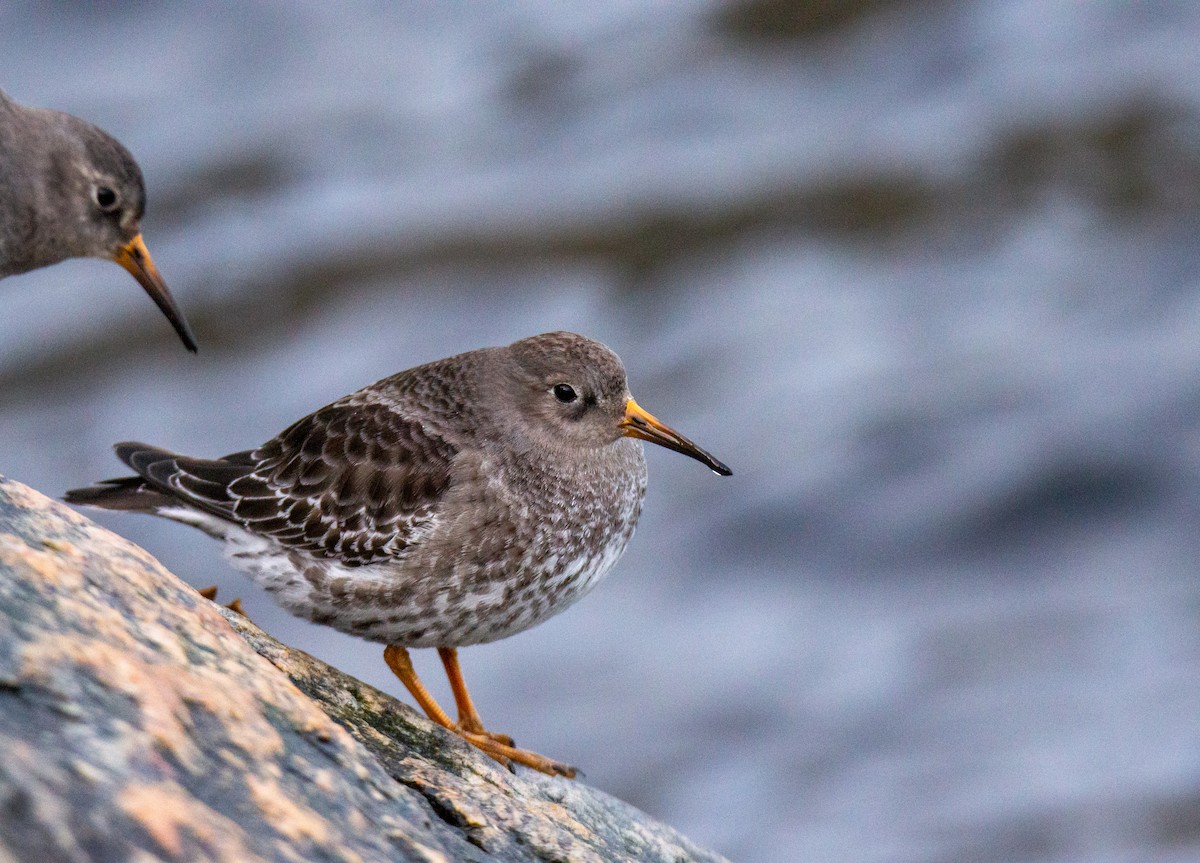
[
  {"left": 383, "top": 645, "right": 575, "bottom": 778},
  {"left": 437, "top": 647, "right": 513, "bottom": 745}
]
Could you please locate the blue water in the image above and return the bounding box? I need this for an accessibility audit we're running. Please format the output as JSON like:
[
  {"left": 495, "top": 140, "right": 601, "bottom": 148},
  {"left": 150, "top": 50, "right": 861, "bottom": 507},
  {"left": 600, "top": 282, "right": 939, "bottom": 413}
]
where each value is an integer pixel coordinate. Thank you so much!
[{"left": 4, "top": 3, "right": 1200, "bottom": 861}]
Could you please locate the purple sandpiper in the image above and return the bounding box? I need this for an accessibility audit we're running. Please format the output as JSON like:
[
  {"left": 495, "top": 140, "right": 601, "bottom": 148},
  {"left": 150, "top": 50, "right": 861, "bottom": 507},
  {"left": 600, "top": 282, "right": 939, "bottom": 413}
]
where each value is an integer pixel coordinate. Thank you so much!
[
  {"left": 66, "top": 331, "right": 730, "bottom": 775},
  {"left": 0, "top": 89, "right": 196, "bottom": 351}
]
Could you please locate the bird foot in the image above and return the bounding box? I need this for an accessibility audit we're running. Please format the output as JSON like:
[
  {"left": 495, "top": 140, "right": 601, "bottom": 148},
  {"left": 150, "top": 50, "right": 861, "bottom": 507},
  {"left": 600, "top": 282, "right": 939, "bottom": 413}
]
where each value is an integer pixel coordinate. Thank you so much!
[
  {"left": 455, "top": 718, "right": 514, "bottom": 748},
  {"left": 381, "top": 645, "right": 574, "bottom": 778},
  {"left": 456, "top": 729, "right": 576, "bottom": 778}
]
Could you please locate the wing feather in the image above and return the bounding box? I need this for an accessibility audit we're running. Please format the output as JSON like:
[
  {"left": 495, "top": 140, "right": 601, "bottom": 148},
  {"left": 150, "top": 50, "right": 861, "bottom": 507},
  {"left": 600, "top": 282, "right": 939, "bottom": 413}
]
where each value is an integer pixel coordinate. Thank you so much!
[{"left": 111, "top": 399, "right": 458, "bottom": 566}]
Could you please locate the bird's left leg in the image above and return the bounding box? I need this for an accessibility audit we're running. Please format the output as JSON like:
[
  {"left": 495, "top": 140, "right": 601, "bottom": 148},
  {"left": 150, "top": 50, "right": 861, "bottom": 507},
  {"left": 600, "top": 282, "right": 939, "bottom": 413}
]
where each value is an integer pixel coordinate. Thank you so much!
[{"left": 437, "top": 647, "right": 513, "bottom": 746}]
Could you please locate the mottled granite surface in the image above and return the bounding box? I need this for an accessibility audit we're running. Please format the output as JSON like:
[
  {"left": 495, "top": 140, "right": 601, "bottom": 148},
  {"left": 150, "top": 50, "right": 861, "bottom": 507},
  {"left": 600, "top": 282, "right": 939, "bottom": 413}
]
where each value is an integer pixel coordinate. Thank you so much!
[{"left": 0, "top": 476, "right": 727, "bottom": 863}]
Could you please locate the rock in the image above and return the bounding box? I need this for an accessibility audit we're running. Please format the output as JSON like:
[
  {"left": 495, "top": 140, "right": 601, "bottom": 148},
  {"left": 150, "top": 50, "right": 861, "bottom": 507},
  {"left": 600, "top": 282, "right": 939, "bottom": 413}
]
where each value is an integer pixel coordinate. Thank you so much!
[{"left": 0, "top": 476, "right": 727, "bottom": 863}]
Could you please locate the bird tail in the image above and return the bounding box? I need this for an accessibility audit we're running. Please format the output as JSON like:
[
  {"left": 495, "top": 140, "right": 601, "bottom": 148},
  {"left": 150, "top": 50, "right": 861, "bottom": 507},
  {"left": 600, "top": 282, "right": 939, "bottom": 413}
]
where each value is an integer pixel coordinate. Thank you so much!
[{"left": 64, "top": 442, "right": 182, "bottom": 513}]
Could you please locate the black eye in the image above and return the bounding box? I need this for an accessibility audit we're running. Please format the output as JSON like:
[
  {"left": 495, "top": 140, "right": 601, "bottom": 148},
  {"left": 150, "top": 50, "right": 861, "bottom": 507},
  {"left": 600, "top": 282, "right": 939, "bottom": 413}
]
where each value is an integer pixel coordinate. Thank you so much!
[
  {"left": 94, "top": 186, "right": 119, "bottom": 212},
  {"left": 552, "top": 384, "right": 577, "bottom": 403}
]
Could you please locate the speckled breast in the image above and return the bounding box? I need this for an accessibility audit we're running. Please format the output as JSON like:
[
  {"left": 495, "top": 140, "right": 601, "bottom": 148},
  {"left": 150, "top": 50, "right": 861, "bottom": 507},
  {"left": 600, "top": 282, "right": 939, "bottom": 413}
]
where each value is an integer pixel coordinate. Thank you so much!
[{"left": 310, "top": 439, "right": 650, "bottom": 649}]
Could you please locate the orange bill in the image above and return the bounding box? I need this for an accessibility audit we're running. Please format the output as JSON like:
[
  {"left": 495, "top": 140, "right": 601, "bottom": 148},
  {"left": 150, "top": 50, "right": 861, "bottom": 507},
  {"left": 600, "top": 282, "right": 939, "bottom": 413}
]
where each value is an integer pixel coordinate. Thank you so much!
[
  {"left": 112, "top": 233, "right": 198, "bottom": 352},
  {"left": 620, "top": 398, "right": 732, "bottom": 476}
]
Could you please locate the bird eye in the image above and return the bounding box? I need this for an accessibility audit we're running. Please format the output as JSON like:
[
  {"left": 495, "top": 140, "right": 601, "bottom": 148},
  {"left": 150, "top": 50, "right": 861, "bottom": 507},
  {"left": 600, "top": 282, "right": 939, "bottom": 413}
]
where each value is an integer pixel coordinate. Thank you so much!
[
  {"left": 552, "top": 384, "right": 578, "bottom": 403},
  {"left": 94, "top": 186, "right": 119, "bottom": 212}
]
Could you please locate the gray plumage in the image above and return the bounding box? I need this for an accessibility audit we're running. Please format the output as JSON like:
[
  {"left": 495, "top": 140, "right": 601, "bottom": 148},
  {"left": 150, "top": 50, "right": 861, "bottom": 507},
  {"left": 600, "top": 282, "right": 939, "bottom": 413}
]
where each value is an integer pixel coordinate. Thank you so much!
[
  {"left": 67, "top": 332, "right": 731, "bottom": 649},
  {"left": 0, "top": 89, "right": 196, "bottom": 351}
]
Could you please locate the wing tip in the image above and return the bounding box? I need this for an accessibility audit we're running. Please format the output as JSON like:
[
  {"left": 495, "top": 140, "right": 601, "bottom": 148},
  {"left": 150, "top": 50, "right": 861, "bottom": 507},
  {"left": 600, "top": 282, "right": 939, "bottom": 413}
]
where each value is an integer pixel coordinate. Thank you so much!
[{"left": 63, "top": 476, "right": 165, "bottom": 512}]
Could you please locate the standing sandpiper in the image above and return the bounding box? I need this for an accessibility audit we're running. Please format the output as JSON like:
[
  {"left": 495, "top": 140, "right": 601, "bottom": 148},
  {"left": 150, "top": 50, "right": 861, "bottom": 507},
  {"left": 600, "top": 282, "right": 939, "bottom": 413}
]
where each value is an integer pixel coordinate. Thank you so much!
[
  {"left": 0, "top": 89, "right": 197, "bottom": 351},
  {"left": 66, "top": 331, "right": 730, "bottom": 775}
]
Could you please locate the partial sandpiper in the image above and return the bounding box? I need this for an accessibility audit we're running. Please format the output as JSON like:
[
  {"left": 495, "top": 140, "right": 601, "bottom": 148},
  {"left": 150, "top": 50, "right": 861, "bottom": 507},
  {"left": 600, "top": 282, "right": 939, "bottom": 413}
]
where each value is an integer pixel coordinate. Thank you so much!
[{"left": 0, "top": 89, "right": 196, "bottom": 351}]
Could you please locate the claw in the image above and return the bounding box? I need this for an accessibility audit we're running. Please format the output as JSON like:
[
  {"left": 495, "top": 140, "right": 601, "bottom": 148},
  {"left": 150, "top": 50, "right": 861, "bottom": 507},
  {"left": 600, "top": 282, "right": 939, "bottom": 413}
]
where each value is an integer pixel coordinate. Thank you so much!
[{"left": 461, "top": 731, "right": 577, "bottom": 778}]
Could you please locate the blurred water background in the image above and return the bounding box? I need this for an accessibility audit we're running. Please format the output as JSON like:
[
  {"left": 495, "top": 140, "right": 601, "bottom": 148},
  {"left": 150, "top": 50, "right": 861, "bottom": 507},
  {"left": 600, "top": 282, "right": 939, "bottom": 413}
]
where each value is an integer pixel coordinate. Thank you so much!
[{"left": 4, "top": 3, "right": 1200, "bottom": 861}]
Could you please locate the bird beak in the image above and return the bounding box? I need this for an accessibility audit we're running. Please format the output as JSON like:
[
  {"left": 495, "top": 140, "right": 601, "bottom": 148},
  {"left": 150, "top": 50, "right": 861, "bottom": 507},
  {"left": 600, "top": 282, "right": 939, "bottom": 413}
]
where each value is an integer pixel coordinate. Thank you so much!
[
  {"left": 620, "top": 398, "right": 732, "bottom": 476},
  {"left": 111, "top": 234, "right": 198, "bottom": 353}
]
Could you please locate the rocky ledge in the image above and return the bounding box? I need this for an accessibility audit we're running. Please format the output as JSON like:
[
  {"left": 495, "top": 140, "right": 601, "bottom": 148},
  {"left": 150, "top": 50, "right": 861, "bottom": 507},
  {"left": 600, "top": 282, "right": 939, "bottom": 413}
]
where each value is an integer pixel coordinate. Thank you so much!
[{"left": 0, "top": 476, "right": 726, "bottom": 863}]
